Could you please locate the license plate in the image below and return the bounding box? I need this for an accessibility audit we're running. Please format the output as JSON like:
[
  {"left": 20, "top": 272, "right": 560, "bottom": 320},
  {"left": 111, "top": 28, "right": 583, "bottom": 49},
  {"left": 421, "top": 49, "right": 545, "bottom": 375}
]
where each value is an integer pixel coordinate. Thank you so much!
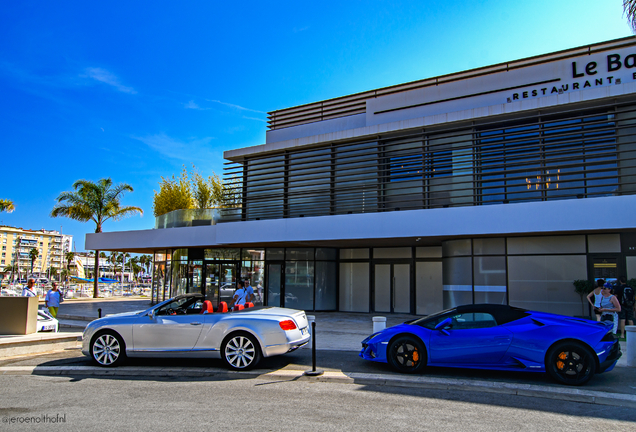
[
  {"left": 300, "top": 327, "right": 308, "bottom": 336},
  {"left": 42, "top": 325, "right": 55, "bottom": 331}
]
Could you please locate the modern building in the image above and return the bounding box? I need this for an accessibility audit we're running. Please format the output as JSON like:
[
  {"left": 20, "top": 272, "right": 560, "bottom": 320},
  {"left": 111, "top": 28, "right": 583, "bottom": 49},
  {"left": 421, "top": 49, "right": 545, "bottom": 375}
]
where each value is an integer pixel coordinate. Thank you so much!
[
  {"left": 88, "top": 37, "right": 636, "bottom": 317},
  {"left": 0, "top": 226, "right": 73, "bottom": 280}
]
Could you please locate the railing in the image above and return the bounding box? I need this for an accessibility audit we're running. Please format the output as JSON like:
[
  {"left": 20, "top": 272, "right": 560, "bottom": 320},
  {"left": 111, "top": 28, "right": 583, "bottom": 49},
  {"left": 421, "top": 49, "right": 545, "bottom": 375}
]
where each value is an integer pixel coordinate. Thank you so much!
[{"left": 155, "top": 208, "right": 221, "bottom": 229}]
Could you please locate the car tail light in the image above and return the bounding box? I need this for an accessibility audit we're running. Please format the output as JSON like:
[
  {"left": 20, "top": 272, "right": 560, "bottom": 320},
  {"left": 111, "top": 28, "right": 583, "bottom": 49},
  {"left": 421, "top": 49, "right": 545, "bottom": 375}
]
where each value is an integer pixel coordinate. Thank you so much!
[{"left": 279, "top": 320, "right": 297, "bottom": 331}]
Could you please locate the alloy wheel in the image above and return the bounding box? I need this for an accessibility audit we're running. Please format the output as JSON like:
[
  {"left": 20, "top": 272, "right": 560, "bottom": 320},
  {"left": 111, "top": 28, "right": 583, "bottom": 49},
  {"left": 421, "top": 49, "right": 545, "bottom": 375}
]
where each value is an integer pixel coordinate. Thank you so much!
[
  {"left": 224, "top": 335, "right": 256, "bottom": 369},
  {"left": 92, "top": 333, "right": 121, "bottom": 366}
]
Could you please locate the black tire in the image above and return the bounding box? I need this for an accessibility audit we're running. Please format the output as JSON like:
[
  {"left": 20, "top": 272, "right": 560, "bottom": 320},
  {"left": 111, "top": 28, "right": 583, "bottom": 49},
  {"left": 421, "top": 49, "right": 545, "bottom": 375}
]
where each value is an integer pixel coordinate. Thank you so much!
[
  {"left": 221, "top": 332, "right": 262, "bottom": 371},
  {"left": 387, "top": 336, "right": 427, "bottom": 374},
  {"left": 545, "top": 341, "right": 596, "bottom": 386},
  {"left": 90, "top": 331, "right": 126, "bottom": 367}
]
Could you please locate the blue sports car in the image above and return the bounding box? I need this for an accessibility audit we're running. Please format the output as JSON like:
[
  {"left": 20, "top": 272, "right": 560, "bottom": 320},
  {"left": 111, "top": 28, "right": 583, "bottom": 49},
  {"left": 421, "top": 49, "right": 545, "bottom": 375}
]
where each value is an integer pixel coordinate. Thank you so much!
[{"left": 360, "top": 304, "right": 621, "bottom": 385}]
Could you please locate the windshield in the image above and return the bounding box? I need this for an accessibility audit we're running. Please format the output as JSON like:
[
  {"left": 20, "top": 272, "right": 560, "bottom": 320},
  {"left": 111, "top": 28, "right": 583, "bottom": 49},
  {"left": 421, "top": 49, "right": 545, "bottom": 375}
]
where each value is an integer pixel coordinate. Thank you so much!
[{"left": 408, "top": 307, "right": 456, "bottom": 326}]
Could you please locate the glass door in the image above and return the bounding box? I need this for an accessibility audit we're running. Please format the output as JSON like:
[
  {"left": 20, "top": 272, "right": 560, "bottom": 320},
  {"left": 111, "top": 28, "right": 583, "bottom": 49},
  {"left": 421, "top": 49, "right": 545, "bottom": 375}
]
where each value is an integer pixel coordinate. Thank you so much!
[
  {"left": 219, "top": 263, "right": 237, "bottom": 305},
  {"left": 267, "top": 263, "right": 283, "bottom": 307},
  {"left": 374, "top": 263, "right": 411, "bottom": 313},
  {"left": 205, "top": 263, "right": 219, "bottom": 303}
]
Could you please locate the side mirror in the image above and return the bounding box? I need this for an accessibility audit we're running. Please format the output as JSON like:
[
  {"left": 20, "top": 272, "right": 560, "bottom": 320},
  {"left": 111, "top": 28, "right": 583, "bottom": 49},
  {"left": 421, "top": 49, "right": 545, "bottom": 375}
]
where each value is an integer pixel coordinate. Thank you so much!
[
  {"left": 148, "top": 310, "right": 155, "bottom": 320},
  {"left": 434, "top": 317, "right": 453, "bottom": 331}
]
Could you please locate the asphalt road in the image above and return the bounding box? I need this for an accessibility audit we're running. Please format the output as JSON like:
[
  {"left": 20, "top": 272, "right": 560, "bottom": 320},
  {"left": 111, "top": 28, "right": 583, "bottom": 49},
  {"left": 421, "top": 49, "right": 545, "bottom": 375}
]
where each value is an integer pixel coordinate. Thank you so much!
[
  {"left": 2, "top": 348, "right": 635, "bottom": 397},
  {"left": 0, "top": 372, "right": 633, "bottom": 431}
]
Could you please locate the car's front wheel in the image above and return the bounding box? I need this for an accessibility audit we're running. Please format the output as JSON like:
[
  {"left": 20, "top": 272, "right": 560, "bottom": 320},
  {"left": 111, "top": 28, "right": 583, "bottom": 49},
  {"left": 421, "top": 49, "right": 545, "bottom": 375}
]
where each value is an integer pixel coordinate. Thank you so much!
[
  {"left": 546, "top": 341, "right": 596, "bottom": 386},
  {"left": 90, "top": 331, "right": 126, "bottom": 367},
  {"left": 221, "top": 332, "right": 262, "bottom": 370},
  {"left": 387, "top": 336, "right": 427, "bottom": 374}
]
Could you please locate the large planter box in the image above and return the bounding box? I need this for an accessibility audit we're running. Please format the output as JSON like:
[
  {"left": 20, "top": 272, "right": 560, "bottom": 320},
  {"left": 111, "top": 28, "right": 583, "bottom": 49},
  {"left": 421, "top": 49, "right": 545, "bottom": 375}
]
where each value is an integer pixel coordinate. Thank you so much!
[{"left": 0, "top": 297, "right": 39, "bottom": 335}]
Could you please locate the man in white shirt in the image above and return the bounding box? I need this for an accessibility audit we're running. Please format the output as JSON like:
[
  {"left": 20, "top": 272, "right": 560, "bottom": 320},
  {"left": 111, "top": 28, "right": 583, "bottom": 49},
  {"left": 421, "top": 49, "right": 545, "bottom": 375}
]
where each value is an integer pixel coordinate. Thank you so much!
[{"left": 22, "top": 278, "right": 37, "bottom": 297}]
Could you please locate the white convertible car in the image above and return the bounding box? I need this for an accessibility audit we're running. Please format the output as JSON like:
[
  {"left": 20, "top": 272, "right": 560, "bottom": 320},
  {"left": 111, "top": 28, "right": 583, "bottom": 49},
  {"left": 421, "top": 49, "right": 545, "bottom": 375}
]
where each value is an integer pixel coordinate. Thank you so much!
[{"left": 82, "top": 294, "right": 310, "bottom": 370}]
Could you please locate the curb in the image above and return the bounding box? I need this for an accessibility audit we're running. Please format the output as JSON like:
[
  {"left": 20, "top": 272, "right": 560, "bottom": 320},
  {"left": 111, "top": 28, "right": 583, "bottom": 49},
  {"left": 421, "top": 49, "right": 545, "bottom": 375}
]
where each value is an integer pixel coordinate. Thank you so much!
[{"left": 1, "top": 365, "right": 634, "bottom": 408}]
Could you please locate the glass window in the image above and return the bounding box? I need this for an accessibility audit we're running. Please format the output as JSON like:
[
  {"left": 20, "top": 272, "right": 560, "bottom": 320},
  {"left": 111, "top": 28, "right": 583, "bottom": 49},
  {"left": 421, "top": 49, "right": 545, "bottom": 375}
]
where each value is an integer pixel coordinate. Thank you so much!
[
  {"left": 333, "top": 141, "right": 380, "bottom": 215},
  {"left": 204, "top": 248, "right": 240, "bottom": 260},
  {"left": 473, "top": 256, "right": 507, "bottom": 304},
  {"left": 286, "top": 248, "right": 314, "bottom": 260},
  {"left": 242, "top": 260, "right": 264, "bottom": 306},
  {"left": 448, "top": 312, "right": 498, "bottom": 330},
  {"left": 315, "top": 261, "right": 336, "bottom": 310},
  {"left": 373, "top": 247, "right": 412, "bottom": 259},
  {"left": 172, "top": 249, "right": 188, "bottom": 261},
  {"left": 442, "top": 239, "right": 471, "bottom": 257},
  {"left": 340, "top": 248, "right": 369, "bottom": 259},
  {"left": 241, "top": 248, "right": 264, "bottom": 261},
  {"left": 172, "top": 261, "right": 188, "bottom": 297},
  {"left": 285, "top": 261, "right": 313, "bottom": 310},
  {"left": 266, "top": 248, "right": 285, "bottom": 260},
  {"left": 315, "top": 248, "right": 337, "bottom": 260},
  {"left": 442, "top": 257, "right": 472, "bottom": 309},
  {"left": 339, "top": 262, "right": 369, "bottom": 312},
  {"left": 472, "top": 238, "right": 505, "bottom": 255}
]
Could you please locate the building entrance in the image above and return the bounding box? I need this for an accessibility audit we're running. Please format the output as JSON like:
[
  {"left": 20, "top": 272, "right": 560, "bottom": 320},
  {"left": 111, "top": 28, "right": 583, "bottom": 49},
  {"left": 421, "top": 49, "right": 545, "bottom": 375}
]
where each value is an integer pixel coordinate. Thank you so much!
[
  {"left": 373, "top": 263, "right": 411, "bottom": 313},
  {"left": 203, "top": 261, "right": 238, "bottom": 307}
]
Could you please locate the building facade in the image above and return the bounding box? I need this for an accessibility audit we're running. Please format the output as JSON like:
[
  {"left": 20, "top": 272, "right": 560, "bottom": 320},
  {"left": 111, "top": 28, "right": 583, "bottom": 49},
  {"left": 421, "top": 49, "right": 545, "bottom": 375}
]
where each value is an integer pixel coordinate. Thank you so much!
[
  {"left": 88, "top": 37, "right": 636, "bottom": 316},
  {"left": 0, "top": 226, "right": 73, "bottom": 280}
]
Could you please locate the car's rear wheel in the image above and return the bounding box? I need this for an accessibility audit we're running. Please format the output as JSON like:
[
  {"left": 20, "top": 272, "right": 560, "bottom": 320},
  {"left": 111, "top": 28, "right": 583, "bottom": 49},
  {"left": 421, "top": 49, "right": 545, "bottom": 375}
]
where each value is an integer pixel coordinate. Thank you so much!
[
  {"left": 221, "top": 332, "right": 261, "bottom": 371},
  {"left": 387, "top": 336, "right": 427, "bottom": 374},
  {"left": 546, "top": 341, "right": 596, "bottom": 386},
  {"left": 90, "top": 331, "right": 126, "bottom": 367}
]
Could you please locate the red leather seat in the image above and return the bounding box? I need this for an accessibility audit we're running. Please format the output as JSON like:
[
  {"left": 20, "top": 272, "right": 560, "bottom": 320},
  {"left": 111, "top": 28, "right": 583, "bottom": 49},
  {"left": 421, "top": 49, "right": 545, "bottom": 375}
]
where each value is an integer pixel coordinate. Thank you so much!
[
  {"left": 201, "top": 300, "right": 213, "bottom": 314},
  {"left": 217, "top": 301, "right": 228, "bottom": 313},
  {"left": 233, "top": 304, "right": 244, "bottom": 311},
  {"left": 245, "top": 302, "right": 254, "bottom": 308}
]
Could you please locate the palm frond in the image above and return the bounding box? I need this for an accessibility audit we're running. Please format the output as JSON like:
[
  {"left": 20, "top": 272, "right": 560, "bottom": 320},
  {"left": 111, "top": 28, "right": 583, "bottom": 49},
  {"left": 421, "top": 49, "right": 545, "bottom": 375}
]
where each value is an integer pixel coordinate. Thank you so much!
[{"left": 625, "top": 0, "right": 636, "bottom": 32}]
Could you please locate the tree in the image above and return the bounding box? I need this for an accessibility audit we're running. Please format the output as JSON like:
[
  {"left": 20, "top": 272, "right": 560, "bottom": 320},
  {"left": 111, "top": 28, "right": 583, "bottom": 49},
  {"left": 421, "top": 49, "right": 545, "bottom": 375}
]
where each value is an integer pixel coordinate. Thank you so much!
[
  {"left": 29, "top": 248, "right": 39, "bottom": 275},
  {"left": 50, "top": 178, "right": 143, "bottom": 298},
  {"left": 192, "top": 170, "right": 223, "bottom": 209},
  {"left": 47, "top": 266, "right": 59, "bottom": 280},
  {"left": 66, "top": 251, "right": 75, "bottom": 271},
  {"left": 625, "top": 0, "right": 636, "bottom": 32},
  {"left": 152, "top": 166, "right": 193, "bottom": 216},
  {"left": 152, "top": 165, "right": 224, "bottom": 216},
  {"left": 573, "top": 279, "right": 594, "bottom": 317},
  {"left": 0, "top": 199, "right": 15, "bottom": 213}
]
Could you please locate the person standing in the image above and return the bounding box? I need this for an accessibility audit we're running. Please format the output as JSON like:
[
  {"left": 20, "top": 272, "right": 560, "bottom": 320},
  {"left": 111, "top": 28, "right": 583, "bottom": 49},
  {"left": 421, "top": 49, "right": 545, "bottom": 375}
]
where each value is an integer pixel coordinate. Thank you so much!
[
  {"left": 21, "top": 278, "right": 37, "bottom": 297},
  {"left": 244, "top": 279, "right": 254, "bottom": 303},
  {"left": 231, "top": 281, "right": 247, "bottom": 308},
  {"left": 587, "top": 279, "right": 605, "bottom": 321},
  {"left": 613, "top": 276, "right": 635, "bottom": 339},
  {"left": 599, "top": 283, "right": 621, "bottom": 335},
  {"left": 44, "top": 282, "right": 64, "bottom": 318}
]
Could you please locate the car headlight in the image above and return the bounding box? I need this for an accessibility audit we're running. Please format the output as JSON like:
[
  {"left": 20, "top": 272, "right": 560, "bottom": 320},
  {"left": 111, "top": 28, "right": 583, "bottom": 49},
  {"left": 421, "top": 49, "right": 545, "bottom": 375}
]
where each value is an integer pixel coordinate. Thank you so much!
[{"left": 362, "top": 332, "right": 382, "bottom": 344}]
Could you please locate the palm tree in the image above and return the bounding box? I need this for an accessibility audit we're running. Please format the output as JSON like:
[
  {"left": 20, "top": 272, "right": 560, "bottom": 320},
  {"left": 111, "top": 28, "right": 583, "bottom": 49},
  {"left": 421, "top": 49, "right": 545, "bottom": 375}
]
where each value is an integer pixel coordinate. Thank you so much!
[
  {"left": 129, "top": 256, "right": 140, "bottom": 284},
  {"left": 0, "top": 199, "right": 15, "bottom": 213},
  {"left": 29, "top": 248, "right": 39, "bottom": 276},
  {"left": 626, "top": 1, "right": 636, "bottom": 32},
  {"left": 50, "top": 178, "right": 143, "bottom": 298}
]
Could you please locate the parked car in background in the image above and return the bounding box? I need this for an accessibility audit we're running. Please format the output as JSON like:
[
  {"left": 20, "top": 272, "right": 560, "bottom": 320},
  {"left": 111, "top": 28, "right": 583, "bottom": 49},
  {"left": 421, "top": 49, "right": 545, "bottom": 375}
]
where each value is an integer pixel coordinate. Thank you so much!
[
  {"left": 360, "top": 304, "right": 621, "bottom": 386},
  {"left": 37, "top": 309, "right": 59, "bottom": 332},
  {"left": 82, "top": 293, "right": 310, "bottom": 370}
]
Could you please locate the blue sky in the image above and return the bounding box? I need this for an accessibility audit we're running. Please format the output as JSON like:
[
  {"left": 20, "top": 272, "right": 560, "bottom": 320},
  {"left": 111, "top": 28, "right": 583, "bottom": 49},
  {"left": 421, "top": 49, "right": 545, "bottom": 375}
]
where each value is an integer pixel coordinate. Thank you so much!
[{"left": 0, "top": 1, "right": 632, "bottom": 250}]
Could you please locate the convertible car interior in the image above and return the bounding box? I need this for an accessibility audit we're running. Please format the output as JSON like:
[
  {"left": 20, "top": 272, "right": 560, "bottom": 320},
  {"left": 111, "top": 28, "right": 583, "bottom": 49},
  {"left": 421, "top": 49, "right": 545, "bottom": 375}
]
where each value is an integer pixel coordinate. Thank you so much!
[{"left": 155, "top": 296, "right": 256, "bottom": 316}]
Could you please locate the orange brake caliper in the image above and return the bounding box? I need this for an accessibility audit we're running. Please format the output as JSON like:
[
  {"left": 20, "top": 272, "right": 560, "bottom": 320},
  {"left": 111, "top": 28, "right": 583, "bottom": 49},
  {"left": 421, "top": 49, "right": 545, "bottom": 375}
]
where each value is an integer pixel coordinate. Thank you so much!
[{"left": 556, "top": 351, "right": 567, "bottom": 370}]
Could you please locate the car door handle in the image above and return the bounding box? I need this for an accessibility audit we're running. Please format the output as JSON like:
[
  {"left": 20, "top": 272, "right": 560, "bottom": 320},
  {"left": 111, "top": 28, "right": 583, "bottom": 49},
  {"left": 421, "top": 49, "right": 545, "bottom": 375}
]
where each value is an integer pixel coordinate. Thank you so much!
[{"left": 190, "top": 322, "right": 202, "bottom": 326}]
